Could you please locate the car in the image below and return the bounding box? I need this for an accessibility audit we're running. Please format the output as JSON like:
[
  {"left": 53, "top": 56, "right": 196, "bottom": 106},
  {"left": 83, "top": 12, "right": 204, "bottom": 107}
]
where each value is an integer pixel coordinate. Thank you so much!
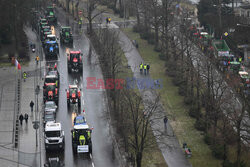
[
  {"left": 66, "top": 85, "right": 81, "bottom": 107},
  {"left": 44, "top": 110, "right": 56, "bottom": 127},
  {"left": 45, "top": 101, "right": 57, "bottom": 112},
  {"left": 67, "top": 51, "right": 83, "bottom": 73}
]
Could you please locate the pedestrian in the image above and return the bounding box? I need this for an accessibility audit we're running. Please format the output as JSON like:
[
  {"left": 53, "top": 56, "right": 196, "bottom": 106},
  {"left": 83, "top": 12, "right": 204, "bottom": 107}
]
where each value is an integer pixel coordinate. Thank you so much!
[
  {"left": 19, "top": 114, "right": 24, "bottom": 126},
  {"left": 164, "top": 116, "right": 168, "bottom": 129},
  {"left": 23, "top": 71, "right": 27, "bottom": 82},
  {"left": 108, "top": 17, "right": 111, "bottom": 24},
  {"left": 24, "top": 113, "right": 29, "bottom": 124},
  {"left": 30, "top": 100, "right": 34, "bottom": 113},
  {"left": 143, "top": 64, "right": 147, "bottom": 75},
  {"left": 139, "top": 62, "right": 143, "bottom": 74},
  {"left": 146, "top": 64, "right": 150, "bottom": 74},
  {"left": 106, "top": 17, "right": 108, "bottom": 24}
]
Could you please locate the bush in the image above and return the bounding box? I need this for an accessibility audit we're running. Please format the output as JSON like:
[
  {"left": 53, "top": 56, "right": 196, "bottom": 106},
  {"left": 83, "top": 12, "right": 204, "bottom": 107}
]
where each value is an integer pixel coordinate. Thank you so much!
[
  {"left": 133, "top": 24, "right": 141, "bottom": 33},
  {"left": 211, "top": 144, "right": 224, "bottom": 159},
  {"left": 147, "top": 38, "right": 155, "bottom": 45},
  {"left": 154, "top": 45, "right": 161, "bottom": 52},
  {"left": 204, "top": 133, "right": 212, "bottom": 145},
  {"left": 158, "top": 53, "right": 165, "bottom": 60},
  {"left": 140, "top": 32, "right": 150, "bottom": 40},
  {"left": 178, "top": 84, "right": 186, "bottom": 96},
  {"left": 194, "top": 119, "right": 206, "bottom": 131},
  {"left": 188, "top": 107, "right": 196, "bottom": 118},
  {"left": 184, "top": 96, "right": 194, "bottom": 105},
  {"left": 172, "top": 77, "right": 184, "bottom": 86}
]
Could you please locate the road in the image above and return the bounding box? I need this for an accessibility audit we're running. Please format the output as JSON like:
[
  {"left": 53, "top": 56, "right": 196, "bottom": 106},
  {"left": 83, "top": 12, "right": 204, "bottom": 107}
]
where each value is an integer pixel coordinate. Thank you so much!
[{"left": 40, "top": 6, "right": 118, "bottom": 167}]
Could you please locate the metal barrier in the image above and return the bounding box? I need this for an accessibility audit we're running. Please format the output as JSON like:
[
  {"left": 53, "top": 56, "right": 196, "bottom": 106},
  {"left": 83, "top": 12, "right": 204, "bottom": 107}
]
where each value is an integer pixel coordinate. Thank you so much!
[{"left": 14, "top": 75, "right": 21, "bottom": 148}]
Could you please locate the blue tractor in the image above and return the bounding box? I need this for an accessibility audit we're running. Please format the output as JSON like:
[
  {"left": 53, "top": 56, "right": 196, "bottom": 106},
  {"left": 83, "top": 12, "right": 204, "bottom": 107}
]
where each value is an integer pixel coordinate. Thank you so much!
[{"left": 44, "top": 41, "right": 59, "bottom": 59}]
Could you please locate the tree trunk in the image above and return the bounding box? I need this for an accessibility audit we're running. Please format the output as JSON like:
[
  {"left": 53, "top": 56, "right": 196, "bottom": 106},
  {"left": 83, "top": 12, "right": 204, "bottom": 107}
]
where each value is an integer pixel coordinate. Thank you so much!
[
  {"left": 236, "top": 122, "right": 241, "bottom": 167},
  {"left": 136, "top": 152, "right": 142, "bottom": 167}
]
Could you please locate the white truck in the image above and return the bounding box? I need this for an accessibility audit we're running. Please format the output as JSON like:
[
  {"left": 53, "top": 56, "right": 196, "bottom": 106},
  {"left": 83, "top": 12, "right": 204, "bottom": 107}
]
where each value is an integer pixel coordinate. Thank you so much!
[{"left": 44, "top": 122, "right": 65, "bottom": 151}]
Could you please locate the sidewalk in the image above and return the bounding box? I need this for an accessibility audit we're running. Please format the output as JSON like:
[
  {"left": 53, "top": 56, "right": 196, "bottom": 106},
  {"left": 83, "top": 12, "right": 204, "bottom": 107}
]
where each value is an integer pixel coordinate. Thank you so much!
[{"left": 17, "top": 27, "right": 45, "bottom": 167}]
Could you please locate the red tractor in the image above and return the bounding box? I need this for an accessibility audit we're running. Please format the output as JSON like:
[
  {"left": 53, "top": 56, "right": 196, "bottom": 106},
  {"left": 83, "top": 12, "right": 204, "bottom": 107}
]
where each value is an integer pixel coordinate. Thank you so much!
[
  {"left": 66, "top": 85, "right": 81, "bottom": 107},
  {"left": 43, "top": 83, "right": 59, "bottom": 105},
  {"left": 67, "top": 51, "right": 83, "bottom": 73}
]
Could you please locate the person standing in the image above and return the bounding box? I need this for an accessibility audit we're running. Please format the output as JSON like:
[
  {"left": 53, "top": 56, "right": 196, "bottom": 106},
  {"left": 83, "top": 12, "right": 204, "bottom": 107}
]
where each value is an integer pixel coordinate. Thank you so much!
[
  {"left": 30, "top": 100, "right": 34, "bottom": 113},
  {"left": 139, "top": 63, "right": 143, "bottom": 74},
  {"left": 19, "top": 114, "right": 24, "bottom": 125},
  {"left": 164, "top": 116, "right": 168, "bottom": 129},
  {"left": 24, "top": 113, "right": 29, "bottom": 124},
  {"left": 143, "top": 64, "right": 147, "bottom": 75},
  {"left": 146, "top": 64, "right": 150, "bottom": 74}
]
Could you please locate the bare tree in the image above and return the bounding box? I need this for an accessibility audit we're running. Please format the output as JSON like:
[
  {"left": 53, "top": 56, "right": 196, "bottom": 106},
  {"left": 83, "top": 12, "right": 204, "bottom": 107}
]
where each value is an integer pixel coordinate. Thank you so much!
[
  {"left": 122, "top": 90, "right": 162, "bottom": 167},
  {"left": 82, "top": 0, "right": 105, "bottom": 35}
]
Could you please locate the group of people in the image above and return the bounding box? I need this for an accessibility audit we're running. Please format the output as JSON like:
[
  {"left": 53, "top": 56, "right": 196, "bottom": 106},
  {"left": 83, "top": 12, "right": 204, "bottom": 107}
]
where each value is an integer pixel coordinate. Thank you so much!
[
  {"left": 139, "top": 63, "right": 150, "bottom": 75},
  {"left": 106, "top": 17, "right": 111, "bottom": 24},
  {"left": 18, "top": 100, "right": 34, "bottom": 126}
]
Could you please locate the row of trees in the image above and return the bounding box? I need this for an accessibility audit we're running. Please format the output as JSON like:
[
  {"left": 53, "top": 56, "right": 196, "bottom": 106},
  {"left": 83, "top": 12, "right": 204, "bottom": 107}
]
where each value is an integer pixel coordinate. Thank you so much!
[
  {"left": 90, "top": 28, "right": 164, "bottom": 167},
  {"left": 163, "top": 10, "right": 250, "bottom": 167}
]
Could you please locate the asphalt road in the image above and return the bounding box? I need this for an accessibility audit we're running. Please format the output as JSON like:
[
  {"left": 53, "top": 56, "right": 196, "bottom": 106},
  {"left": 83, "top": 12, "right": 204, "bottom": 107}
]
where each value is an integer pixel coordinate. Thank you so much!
[{"left": 41, "top": 7, "right": 118, "bottom": 167}]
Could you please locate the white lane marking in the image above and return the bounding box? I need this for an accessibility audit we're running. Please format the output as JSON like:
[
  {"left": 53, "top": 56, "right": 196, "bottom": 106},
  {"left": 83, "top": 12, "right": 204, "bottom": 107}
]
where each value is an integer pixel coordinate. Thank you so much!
[
  {"left": 92, "top": 162, "right": 95, "bottom": 167},
  {"left": 90, "top": 153, "right": 92, "bottom": 159},
  {"left": 236, "top": 98, "right": 240, "bottom": 103}
]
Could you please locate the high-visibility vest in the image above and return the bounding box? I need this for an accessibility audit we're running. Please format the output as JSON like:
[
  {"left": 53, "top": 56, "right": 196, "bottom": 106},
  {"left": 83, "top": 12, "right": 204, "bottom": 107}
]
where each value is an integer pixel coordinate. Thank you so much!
[
  {"left": 55, "top": 80, "right": 58, "bottom": 87},
  {"left": 23, "top": 72, "right": 27, "bottom": 79},
  {"left": 239, "top": 57, "right": 242, "bottom": 62},
  {"left": 79, "top": 135, "right": 85, "bottom": 145},
  {"left": 36, "top": 56, "right": 39, "bottom": 61},
  {"left": 144, "top": 65, "right": 147, "bottom": 70},
  {"left": 140, "top": 64, "right": 143, "bottom": 69}
]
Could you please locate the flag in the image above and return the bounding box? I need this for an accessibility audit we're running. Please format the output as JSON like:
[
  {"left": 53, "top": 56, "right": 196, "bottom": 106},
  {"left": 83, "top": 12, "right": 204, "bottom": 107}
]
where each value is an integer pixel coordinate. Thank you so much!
[{"left": 15, "top": 59, "right": 21, "bottom": 70}]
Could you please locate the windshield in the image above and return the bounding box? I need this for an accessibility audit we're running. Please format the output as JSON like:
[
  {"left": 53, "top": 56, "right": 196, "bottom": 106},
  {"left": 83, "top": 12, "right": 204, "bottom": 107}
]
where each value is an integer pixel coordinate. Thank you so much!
[
  {"left": 45, "top": 77, "right": 56, "bottom": 83},
  {"left": 45, "top": 102, "right": 56, "bottom": 109},
  {"left": 45, "top": 114, "right": 54, "bottom": 121},
  {"left": 47, "top": 85, "right": 55, "bottom": 91},
  {"left": 45, "top": 130, "right": 60, "bottom": 137}
]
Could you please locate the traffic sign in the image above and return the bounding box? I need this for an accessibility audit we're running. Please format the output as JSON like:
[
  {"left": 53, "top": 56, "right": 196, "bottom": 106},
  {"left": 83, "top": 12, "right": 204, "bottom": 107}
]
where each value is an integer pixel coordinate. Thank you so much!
[{"left": 33, "top": 121, "right": 40, "bottom": 129}]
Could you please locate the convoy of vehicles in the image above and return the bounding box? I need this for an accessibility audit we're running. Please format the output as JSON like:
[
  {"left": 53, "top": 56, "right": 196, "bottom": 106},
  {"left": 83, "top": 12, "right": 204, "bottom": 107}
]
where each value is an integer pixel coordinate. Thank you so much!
[
  {"left": 43, "top": 83, "right": 59, "bottom": 105},
  {"left": 67, "top": 51, "right": 83, "bottom": 73},
  {"left": 44, "top": 41, "right": 59, "bottom": 59}
]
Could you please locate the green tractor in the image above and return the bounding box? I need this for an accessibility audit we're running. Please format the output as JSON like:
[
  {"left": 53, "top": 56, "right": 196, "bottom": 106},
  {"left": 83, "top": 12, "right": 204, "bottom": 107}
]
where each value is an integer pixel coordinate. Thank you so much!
[
  {"left": 60, "top": 26, "right": 73, "bottom": 45},
  {"left": 45, "top": 6, "right": 57, "bottom": 25}
]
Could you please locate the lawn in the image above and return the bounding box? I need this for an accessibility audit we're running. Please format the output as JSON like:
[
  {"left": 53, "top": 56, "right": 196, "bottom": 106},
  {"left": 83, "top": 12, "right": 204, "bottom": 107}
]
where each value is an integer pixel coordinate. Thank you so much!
[{"left": 122, "top": 28, "right": 222, "bottom": 167}]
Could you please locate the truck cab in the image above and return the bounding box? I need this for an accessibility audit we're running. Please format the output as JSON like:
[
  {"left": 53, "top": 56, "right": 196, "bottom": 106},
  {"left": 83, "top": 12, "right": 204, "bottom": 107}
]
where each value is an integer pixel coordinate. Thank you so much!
[{"left": 44, "top": 122, "right": 65, "bottom": 151}]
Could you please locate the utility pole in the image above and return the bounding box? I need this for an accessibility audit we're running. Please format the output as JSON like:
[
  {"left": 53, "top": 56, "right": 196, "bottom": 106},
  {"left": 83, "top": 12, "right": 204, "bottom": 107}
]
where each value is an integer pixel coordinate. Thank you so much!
[
  {"left": 123, "top": 0, "right": 126, "bottom": 28},
  {"left": 218, "top": 0, "right": 222, "bottom": 38}
]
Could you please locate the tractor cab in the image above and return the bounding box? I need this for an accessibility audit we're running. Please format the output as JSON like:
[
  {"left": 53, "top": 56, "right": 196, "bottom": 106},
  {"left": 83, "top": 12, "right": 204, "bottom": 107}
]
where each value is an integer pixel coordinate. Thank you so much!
[
  {"left": 44, "top": 41, "right": 59, "bottom": 59},
  {"left": 43, "top": 83, "right": 58, "bottom": 104},
  {"left": 67, "top": 85, "right": 81, "bottom": 107},
  {"left": 42, "top": 31, "right": 52, "bottom": 43},
  {"left": 45, "top": 6, "right": 57, "bottom": 25},
  {"left": 67, "top": 51, "right": 83, "bottom": 73},
  {"left": 60, "top": 26, "right": 73, "bottom": 45},
  {"left": 74, "top": 115, "right": 86, "bottom": 126}
]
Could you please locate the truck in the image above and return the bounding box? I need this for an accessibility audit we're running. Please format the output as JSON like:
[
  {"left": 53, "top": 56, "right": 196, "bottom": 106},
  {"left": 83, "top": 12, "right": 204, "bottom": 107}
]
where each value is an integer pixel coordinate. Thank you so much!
[
  {"left": 44, "top": 122, "right": 65, "bottom": 151},
  {"left": 71, "top": 115, "right": 92, "bottom": 155}
]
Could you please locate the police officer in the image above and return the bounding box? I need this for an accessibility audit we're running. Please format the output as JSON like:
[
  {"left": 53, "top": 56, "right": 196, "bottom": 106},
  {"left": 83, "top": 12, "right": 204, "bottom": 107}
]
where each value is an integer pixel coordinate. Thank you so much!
[
  {"left": 239, "top": 57, "right": 242, "bottom": 63},
  {"left": 23, "top": 71, "right": 27, "bottom": 82},
  {"left": 139, "top": 62, "right": 143, "bottom": 74},
  {"left": 143, "top": 64, "right": 147, "bottom": 75}
]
